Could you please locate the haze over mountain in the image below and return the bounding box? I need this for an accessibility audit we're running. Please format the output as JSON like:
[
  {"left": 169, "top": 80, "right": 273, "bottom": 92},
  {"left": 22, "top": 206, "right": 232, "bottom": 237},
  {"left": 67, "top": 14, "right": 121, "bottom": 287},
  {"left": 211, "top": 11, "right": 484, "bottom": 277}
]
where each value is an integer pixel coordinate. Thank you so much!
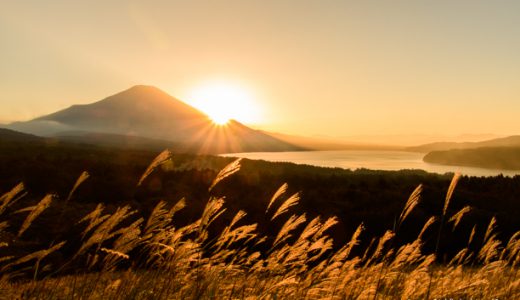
[
  {"left": 264, "top": 131, "right": 402, "bottom": 151},
  {"left": 407, "top": 136, "right": 520, "bottom": 153},
  {"left": 5, "top": 86, "right": 301, "bottom": 154}
]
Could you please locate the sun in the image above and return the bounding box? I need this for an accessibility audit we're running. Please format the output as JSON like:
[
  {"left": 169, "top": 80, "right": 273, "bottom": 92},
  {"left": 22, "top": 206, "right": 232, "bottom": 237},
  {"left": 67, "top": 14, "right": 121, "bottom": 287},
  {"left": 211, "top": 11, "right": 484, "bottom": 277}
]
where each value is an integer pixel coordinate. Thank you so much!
[{"left": 187, "top": 81, "right": 261, "bottom": 125}]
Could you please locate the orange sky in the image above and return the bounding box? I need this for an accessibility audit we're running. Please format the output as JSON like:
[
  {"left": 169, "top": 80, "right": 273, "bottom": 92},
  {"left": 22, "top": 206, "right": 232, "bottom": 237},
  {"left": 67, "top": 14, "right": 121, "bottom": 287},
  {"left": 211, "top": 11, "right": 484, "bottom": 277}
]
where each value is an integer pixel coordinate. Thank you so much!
[{"left": 1, "top": 1, "right": 519, "bottom": 144}]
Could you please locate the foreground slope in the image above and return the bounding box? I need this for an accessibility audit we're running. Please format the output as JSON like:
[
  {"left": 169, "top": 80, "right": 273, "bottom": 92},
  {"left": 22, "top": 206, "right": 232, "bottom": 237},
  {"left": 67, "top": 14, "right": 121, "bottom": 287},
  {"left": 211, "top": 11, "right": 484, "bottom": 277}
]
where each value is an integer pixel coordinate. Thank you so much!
[{"left": 0, "top": 142, "right": 519, "bottom": 299}]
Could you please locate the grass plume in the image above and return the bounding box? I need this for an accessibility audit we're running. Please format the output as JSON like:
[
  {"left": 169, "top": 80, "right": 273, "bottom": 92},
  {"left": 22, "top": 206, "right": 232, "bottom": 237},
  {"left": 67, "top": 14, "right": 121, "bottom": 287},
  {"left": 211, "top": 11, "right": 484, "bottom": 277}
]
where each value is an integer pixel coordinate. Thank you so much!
[{"left": 208, "top": 158, "right": 242, "bottom": 192}]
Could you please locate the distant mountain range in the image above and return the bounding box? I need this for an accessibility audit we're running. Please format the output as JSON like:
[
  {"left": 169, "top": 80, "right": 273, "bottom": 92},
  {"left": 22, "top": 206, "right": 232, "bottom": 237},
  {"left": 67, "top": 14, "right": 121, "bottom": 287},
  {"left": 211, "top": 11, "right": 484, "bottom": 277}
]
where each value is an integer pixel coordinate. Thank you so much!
[
  {"left": 4, "top": 85, "right": 302, "bottom": 154},
  {"left": 406, "top": 135, "right": 520, "bottom": 171},
  {"left": 406, "top": 135, "right": 520, "bottom": 153}
]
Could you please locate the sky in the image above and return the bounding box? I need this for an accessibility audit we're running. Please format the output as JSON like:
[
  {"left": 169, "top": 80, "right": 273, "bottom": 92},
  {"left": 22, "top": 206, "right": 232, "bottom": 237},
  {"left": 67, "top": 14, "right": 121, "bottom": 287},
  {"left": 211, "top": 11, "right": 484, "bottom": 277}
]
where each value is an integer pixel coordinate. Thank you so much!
[{"left": 1, "top": 0, "right": 519, "bottom": 144}]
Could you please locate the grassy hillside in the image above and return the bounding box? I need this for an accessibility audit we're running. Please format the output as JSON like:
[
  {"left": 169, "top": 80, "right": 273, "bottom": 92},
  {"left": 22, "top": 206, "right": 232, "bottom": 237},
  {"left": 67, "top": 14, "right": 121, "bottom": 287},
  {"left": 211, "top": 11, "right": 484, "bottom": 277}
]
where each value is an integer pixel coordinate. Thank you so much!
[
  {"left": 424, "top": 147, "right": 520, "bottom": 170},
  {"left": 0, "top": 138, "right": 519, "bottom": 298}
]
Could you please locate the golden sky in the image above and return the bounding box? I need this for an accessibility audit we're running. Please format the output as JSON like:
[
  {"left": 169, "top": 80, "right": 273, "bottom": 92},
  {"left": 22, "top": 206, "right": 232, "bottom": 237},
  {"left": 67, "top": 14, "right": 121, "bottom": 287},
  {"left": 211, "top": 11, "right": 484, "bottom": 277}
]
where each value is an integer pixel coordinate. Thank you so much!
[{"left": 1, "top": 1, "right": 519, "bottom": 143}]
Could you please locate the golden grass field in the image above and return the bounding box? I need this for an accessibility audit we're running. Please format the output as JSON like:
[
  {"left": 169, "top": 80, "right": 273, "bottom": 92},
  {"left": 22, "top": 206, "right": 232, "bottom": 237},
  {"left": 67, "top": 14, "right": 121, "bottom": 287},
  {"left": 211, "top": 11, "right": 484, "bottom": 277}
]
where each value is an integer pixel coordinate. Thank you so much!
[{"left": 0, "top": 151, "right": 518, "bottom": 299}]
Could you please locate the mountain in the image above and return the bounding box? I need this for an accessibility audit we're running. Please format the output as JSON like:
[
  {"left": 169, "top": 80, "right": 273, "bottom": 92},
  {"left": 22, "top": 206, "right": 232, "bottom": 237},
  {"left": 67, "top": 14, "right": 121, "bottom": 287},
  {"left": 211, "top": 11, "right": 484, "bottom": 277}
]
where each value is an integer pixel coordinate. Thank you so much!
[
  {"left": 407, "top": 135, "right": 520, "bottom": 153},
  {"left": 5, "top": 85, "right": 302, "bottom": 153},
  {"left": 424, "top": 147, "right": 520, "bottom": 170}
]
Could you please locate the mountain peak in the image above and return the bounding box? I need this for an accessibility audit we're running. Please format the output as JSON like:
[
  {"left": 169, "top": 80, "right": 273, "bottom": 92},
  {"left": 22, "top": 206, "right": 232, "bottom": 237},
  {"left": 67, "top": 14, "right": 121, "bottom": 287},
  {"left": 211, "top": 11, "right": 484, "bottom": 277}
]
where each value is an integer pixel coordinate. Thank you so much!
[
  {"left": 128, "top": 84, "right": 158, "bottom": 90},
  {"left": 122, "top": 84, "right": 165, "bottom": 95},
  {"left": 100, "top": 85, "right": 179, "bottom": 106}
]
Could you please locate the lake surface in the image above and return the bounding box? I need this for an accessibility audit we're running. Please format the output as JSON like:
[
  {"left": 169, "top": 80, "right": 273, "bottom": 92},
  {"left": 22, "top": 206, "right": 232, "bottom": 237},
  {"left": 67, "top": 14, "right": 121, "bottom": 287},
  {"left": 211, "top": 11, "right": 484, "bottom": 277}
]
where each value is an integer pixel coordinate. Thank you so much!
[{"left": 221, "top": 150, "right": 519, "bottom": 177}]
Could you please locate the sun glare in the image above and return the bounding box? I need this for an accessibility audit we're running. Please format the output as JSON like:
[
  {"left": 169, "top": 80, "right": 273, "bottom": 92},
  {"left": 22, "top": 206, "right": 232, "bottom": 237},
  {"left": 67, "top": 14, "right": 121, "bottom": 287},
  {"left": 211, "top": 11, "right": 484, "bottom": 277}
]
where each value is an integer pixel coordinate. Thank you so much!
[
  {"left": 187, "top": 81, "right": 261, "bottom": 126},
  {"left": 211, "top": 114, "right": 231, "bottom": 125}
]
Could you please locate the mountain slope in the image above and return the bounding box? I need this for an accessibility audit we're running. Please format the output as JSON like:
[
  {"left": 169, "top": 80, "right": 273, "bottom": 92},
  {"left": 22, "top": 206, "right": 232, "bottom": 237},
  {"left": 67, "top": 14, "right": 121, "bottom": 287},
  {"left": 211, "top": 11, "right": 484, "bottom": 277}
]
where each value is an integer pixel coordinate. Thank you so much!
[
  {"left": 6, "top": 85, "right": 301, "bottom": 153},
  {"left": 14, "top": 85, "right": 209, "bottom": 140}
]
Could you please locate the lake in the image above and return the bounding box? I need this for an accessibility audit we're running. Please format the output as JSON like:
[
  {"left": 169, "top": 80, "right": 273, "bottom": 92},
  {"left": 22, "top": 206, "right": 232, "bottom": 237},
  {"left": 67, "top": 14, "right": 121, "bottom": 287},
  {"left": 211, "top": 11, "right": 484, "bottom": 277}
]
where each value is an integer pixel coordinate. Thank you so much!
[{"left": 221, "top": 150, "right": 519, "bottom": 177}]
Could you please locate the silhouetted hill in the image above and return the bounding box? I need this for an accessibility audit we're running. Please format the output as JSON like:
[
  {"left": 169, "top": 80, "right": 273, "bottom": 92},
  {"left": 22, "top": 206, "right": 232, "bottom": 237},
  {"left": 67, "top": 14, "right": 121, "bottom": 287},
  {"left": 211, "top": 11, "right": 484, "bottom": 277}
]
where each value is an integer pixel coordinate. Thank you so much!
[
  {"left": 408, "top": 135, "right": 520, "bottom": 153},
  {"left": 424, "top": 147, "right": 520, "bottom": 170},
  {"left": 0, "top": 128, "right": 43, "bottom": 143},
  {"left": 0, "top": 127, "right": 182, "bottom": 152},
  {"left": 55, "top": 132, "right": 182, "bottom": 151},
  {"left": 7, "top": 86, "right": 301, "bottom": 153}
]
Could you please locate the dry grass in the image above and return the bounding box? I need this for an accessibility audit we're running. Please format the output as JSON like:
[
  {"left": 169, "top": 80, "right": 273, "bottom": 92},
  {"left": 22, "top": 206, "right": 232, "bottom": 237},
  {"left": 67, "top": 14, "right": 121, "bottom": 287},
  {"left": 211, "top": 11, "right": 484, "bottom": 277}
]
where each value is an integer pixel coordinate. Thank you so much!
[{"left": 0, "top": 155, "right": 518, "bottom": 299}]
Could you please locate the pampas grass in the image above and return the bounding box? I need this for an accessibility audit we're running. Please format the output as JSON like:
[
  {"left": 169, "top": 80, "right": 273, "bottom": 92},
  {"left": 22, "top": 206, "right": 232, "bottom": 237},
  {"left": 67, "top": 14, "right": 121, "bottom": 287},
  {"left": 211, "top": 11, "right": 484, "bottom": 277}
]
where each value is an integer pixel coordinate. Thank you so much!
[
  {"left": 0, "top": 182, "right": 25, "bottom": 215},
  {"left": 418, "top": 216, "right": 438, "bottom": 240},
  {"left": 270, "top": 192, "right": 300, "bottom": 221},
  {"left": 67, "top": 171, "right": 89, "bottom": 203},
  {"left": 16, "top": 194, "right": 53, "bottom": 237},
  {"left": 208, "top": 158, "right": 242, "bottom": 192},
  {"left": 266, "top": 183, "right": 288, "bottom": 213},
  {"left": 397, "top": 184, "right": 422, "bottom": 230},
  {"left": 449, "top": 205, "right": 472, "bottom": 231},
  {"left": 137, "top": 149, "right": 172, "bottom": 186},
  {"left": 444, "top": 172, "right": 461, "bottom": 216}
]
